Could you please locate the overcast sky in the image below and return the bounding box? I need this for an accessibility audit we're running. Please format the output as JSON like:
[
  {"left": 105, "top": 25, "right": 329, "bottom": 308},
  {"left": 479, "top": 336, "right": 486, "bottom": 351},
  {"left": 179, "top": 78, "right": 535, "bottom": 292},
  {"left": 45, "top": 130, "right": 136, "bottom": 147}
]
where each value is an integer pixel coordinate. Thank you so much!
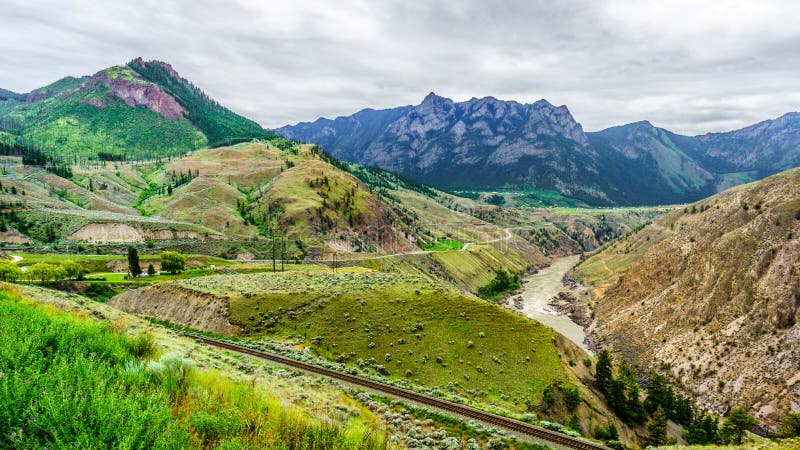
[{"left": 1, "top": 0, "right": 799, "bottom": 134}]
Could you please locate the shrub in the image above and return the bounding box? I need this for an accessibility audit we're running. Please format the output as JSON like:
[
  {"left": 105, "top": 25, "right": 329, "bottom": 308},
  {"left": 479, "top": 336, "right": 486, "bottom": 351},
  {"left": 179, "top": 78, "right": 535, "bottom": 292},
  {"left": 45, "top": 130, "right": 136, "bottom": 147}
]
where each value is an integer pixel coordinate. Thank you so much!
[
  {"left": 0, "top": 260, "right": 23, "bottom": 282},
  {"left": 60, "top": 259, "right": 86, "bottom": 280},
  {"left": 123, "top": 333, "right": 157, "bottom": 360},
  {"left": 160, "top": 251, "right": 186, "bottom": 274}
]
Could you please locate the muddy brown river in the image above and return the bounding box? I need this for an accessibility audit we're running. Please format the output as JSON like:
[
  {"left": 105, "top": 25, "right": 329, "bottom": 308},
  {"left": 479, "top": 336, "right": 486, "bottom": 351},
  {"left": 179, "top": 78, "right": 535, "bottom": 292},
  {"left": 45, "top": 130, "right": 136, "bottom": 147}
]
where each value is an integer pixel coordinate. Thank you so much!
[{"left": 518, "top": 254, "right": 589, "bottom": 351}]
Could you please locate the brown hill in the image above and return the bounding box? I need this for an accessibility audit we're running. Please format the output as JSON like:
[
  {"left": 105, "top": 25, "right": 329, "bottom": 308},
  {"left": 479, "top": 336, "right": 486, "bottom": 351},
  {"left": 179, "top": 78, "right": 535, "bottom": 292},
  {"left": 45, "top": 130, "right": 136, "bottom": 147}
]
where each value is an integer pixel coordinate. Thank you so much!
[{"left": 577, "top": 168, "right": 800, "bottom": 429}]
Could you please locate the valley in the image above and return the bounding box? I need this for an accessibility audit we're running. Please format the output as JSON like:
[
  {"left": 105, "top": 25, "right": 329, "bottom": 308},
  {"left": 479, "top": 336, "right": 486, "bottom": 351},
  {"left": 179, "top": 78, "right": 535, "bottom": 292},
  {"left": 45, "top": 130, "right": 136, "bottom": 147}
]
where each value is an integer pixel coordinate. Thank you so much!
[{"left": 2, "top": 55, "right": 799, "bottom": 450}]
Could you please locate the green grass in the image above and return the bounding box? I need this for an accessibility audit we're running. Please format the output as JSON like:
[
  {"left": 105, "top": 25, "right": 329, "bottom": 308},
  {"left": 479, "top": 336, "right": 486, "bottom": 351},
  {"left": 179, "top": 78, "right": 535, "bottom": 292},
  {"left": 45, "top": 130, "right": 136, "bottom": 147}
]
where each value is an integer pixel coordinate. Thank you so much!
[
  {"left": 0, "top": 285, "right": 388, "bottom": 449},
  {"left": 432, "top": 244, "right": 532, "bottom": 293},
  {"left": 172, "top": 270, "right": 567, "bottom": 411},
  {"left": 421, "top": 238, "right": 463, "bottom": 252}
]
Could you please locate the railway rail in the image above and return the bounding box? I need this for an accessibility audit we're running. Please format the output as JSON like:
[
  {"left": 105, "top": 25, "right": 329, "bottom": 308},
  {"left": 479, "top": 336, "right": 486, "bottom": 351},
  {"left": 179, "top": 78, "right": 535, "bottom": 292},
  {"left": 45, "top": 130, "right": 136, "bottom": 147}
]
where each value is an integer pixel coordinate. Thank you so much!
[{"left": 182, "top": 331, "right": 609, "bottom": 450}]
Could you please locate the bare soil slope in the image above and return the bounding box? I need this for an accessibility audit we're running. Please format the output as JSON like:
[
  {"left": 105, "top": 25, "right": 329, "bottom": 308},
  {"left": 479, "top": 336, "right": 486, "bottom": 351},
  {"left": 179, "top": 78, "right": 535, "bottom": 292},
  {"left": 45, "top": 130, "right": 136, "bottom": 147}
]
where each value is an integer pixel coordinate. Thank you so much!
[{"left": 578, "top": 168, "right": 800, "bottom": 428}]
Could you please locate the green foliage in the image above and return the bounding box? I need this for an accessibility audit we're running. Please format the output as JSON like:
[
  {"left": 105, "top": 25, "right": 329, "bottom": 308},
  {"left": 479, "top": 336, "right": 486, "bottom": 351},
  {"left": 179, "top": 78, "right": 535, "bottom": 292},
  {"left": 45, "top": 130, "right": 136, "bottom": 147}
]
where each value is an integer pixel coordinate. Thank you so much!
[
  {"left": 478, "top": 269, "right": 520, "bottom": 300},
  {"left": 646, "top": 406, "right": 669, "bottom": 446},
  {"left": 148, "top": 263, "right": 156, "bottom": 276},
  {"left": 421, "top": 238, "right": 463, "bottom": 252},
  {"left": 541, "top": 386, "right": 555, "bottom": 411},
  {"left": 566, "top": 414, "right": 582, "bottom": 434},
  {"left": 0, "top": 290, "right": 192, "bottom": 448},
  {"left": 486, "top": 193, "right": 506, "bottom": 206},
  {"left": 60, "top": 259, "right": 86, "bottom": 280},
  {"left": 28, "top": 262, "right": 66, "bottom": 283},
  {"left": 128, "top": 59, "right": 273, "bottom": 147},
  {"left": 0, "top": 288, "right": 389, "bottom": 449},
  {"left": 721, "top": 406, "right": 757, "bottom": 445},
  {"left": 83, "top": 283, "right": 118, "bottom": 302},
  {"left": 160, "top": 251, "right": 186, "bottom": 274},
  {"left": 644, "top": 373, "right": 693, "bottom": 426},
  {"left": 0, "top": 260, "right": 23, "bottom": 282},
  {"left": 685, "top": 412, "right": 720, "bottom": 445},
  {"left": 595, "top": 350, "right": 613, "bottom": 391},
  {"left": 778, "top": 412, "right": 800, "bottom": 438},
  {"left": 560, "top": 383, "right": 582, "bottom": 410}
]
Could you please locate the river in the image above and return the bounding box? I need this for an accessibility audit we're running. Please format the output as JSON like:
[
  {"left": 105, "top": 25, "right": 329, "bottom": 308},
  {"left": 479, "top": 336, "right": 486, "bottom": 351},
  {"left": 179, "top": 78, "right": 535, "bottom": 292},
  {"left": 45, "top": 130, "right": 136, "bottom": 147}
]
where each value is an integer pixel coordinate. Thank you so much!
[{"left": 517, "top": 254, "right": 589, "bottom": 351}]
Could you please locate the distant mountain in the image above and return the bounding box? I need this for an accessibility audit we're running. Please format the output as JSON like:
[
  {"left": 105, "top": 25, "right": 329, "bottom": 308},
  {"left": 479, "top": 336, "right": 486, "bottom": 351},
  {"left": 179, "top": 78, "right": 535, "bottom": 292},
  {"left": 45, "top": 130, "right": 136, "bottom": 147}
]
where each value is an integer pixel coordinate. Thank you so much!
[
  {"left": 280, "top": 95, "right": 800, "bottom": 206},
  {"left": 0, "top": 88, "right": 24, "bottom": 101},
  {"left": 0, "top": 58, "right": 272, "bottom": 161},
  {"left": 280, "top": 93, "right": 616, "bottom": 204}
]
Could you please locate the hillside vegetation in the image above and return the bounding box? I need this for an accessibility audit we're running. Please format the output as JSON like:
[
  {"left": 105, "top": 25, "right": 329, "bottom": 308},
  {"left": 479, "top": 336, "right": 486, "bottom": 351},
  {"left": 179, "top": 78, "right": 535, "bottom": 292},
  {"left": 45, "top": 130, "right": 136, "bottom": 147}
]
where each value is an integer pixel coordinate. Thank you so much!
[
  {"left": 0, "top": 284, "right": 388, "bottom": 449},
  {"left": 575, "top": 168, "right": 800, "bottom": 429},
  {"left": 110, "top": 269, "right": 626, "bottom": 431}
]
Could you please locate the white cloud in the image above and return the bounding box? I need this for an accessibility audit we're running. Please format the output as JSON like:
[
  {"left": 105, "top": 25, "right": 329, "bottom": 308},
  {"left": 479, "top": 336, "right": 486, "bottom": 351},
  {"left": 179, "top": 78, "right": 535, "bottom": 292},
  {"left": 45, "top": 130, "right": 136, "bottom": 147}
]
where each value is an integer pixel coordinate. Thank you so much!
[{"left": 1, "top": 0, "right": 798, "bottom": 134}]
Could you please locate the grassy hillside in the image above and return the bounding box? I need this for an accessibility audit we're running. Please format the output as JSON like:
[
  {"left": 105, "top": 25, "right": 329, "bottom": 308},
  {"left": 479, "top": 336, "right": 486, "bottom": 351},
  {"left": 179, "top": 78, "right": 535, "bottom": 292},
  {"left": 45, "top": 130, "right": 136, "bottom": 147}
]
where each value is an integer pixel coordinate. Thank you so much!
[
  {"left": 110, "top": 269, "right": 621, "bottom": 426},
  {"left": 0, "top": 284, "right": 387, "bottom": 449},
  {"left": 575, "top": 168, "right": 800, "bottom": 428}
]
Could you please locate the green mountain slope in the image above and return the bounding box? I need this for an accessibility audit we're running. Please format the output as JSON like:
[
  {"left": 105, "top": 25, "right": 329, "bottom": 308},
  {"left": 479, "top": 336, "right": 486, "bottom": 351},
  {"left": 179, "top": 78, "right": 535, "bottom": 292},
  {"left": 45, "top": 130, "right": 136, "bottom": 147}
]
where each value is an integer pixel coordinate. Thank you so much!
[
  {"left": 0, "top": 59, "right": 270, "bottom": 161},
  {"left": 128, "top": 58, "right": 273, "bottom": 147}
]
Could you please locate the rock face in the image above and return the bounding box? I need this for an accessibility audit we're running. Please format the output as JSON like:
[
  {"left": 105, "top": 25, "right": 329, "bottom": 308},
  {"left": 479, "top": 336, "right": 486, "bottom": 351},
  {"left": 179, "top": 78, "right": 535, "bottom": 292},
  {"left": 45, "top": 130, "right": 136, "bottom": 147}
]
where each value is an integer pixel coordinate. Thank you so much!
[
  {"left": 584, "top": 168, "right": 800, "bottom": 428},
  {"left": 91, "top": 68, "right": 186, "bottom": 120},
  {"left": 280, "top": 96, "right": 800, "bottom": 206}
]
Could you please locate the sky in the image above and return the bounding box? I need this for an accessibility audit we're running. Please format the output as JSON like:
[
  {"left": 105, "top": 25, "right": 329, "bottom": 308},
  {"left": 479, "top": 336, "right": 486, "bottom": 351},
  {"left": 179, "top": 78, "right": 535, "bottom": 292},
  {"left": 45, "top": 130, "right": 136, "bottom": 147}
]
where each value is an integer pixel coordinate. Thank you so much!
[{"left": 1, "top": 0, "right": 799, "bottom": 135}]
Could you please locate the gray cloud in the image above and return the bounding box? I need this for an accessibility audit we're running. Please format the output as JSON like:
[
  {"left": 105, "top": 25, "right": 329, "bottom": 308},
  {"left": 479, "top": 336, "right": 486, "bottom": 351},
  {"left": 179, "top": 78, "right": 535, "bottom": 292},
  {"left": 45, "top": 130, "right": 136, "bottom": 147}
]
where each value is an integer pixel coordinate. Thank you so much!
[{"left": 1, "top": 0, "right": 798, "bottom": 135}]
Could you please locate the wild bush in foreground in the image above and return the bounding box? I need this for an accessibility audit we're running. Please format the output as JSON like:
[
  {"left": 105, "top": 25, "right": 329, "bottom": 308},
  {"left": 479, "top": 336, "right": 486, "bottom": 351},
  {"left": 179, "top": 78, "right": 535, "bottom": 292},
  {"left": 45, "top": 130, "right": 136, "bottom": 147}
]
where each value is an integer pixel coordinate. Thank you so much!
[{"left": 0, "top": 287, "right": 388, "bottom": 449}]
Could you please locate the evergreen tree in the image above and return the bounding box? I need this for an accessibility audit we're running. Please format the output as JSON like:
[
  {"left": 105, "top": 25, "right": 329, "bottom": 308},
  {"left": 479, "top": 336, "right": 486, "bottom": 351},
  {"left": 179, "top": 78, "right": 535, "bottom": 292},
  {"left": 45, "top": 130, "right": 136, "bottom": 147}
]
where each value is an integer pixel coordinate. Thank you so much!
[
  {"left": 127, "top": 246, "right": 142, "bottom": 278},
  {"left": 595, "top": 350, "right": 613, "bottom": 391},
  {"left": 646, "top": 406, "right": 669, "bottom": 447},
  {"left": 722, "top": 407, "right": 756, "bottom": 445},
  {"left": 147, "top": 263, "right": 156, "bottom": 276}
]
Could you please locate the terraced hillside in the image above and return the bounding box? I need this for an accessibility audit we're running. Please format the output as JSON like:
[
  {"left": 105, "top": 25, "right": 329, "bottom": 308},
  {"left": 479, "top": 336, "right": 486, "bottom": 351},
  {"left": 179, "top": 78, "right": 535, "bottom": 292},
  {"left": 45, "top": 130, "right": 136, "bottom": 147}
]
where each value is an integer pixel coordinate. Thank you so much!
[{"left": 575, "top": 168, "right": 800, "bottom": 429}]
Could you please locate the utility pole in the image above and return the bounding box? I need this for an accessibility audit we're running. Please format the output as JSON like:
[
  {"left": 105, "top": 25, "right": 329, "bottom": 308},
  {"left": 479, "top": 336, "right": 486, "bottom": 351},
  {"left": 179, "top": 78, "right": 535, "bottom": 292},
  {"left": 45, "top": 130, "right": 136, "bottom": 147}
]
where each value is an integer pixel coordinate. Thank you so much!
[
  {"left": 272, "top": 236, "right": 277, "bottom": 272},
  {"left": 281, "top": 237, "right": 285, "bottom": 272}
]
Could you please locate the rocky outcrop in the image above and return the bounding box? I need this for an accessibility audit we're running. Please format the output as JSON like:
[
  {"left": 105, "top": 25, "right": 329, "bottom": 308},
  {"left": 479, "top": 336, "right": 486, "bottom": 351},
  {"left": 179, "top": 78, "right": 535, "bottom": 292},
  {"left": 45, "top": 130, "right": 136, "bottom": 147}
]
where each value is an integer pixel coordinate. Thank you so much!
[{"left": 90, "top": 68, "right": 186, "bottom": 120}]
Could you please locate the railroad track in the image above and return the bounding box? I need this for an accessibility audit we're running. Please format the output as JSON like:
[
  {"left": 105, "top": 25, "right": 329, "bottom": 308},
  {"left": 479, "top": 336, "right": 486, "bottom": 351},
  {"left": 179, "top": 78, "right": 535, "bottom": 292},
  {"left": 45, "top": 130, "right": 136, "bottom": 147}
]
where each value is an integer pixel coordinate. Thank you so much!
[{"left": 182, "top": 331, "right": 609, "bottom": 450}]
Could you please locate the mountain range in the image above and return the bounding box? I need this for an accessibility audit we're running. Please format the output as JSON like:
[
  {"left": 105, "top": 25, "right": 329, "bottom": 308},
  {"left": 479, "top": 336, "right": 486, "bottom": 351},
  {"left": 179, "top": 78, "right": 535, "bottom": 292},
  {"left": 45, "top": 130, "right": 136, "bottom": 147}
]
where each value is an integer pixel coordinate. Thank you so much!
[{"left": 279, "top": 93, "right": 800, "bottom": 206}]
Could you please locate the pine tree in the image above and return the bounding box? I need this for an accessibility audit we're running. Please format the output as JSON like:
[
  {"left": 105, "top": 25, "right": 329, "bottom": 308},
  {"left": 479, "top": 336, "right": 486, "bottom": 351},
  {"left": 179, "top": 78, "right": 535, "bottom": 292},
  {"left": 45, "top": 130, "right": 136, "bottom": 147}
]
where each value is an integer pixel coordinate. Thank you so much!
[
  {"left": 646, "top": 406, "right": 669, "bottom": 446},
  {"left": 722, "top": 407, "right": 756, "bottom": 445},
  {"left": 595, "top": 350, "right": 613, "bottom": 391}
]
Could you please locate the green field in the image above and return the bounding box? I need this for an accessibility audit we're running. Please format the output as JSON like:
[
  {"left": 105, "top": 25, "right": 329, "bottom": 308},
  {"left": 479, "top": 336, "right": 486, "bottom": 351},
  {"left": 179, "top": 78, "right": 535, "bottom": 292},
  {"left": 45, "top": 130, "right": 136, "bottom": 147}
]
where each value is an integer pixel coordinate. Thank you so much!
[{"left": 421, "top": 238, "right": 463, "bottom": 252}]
